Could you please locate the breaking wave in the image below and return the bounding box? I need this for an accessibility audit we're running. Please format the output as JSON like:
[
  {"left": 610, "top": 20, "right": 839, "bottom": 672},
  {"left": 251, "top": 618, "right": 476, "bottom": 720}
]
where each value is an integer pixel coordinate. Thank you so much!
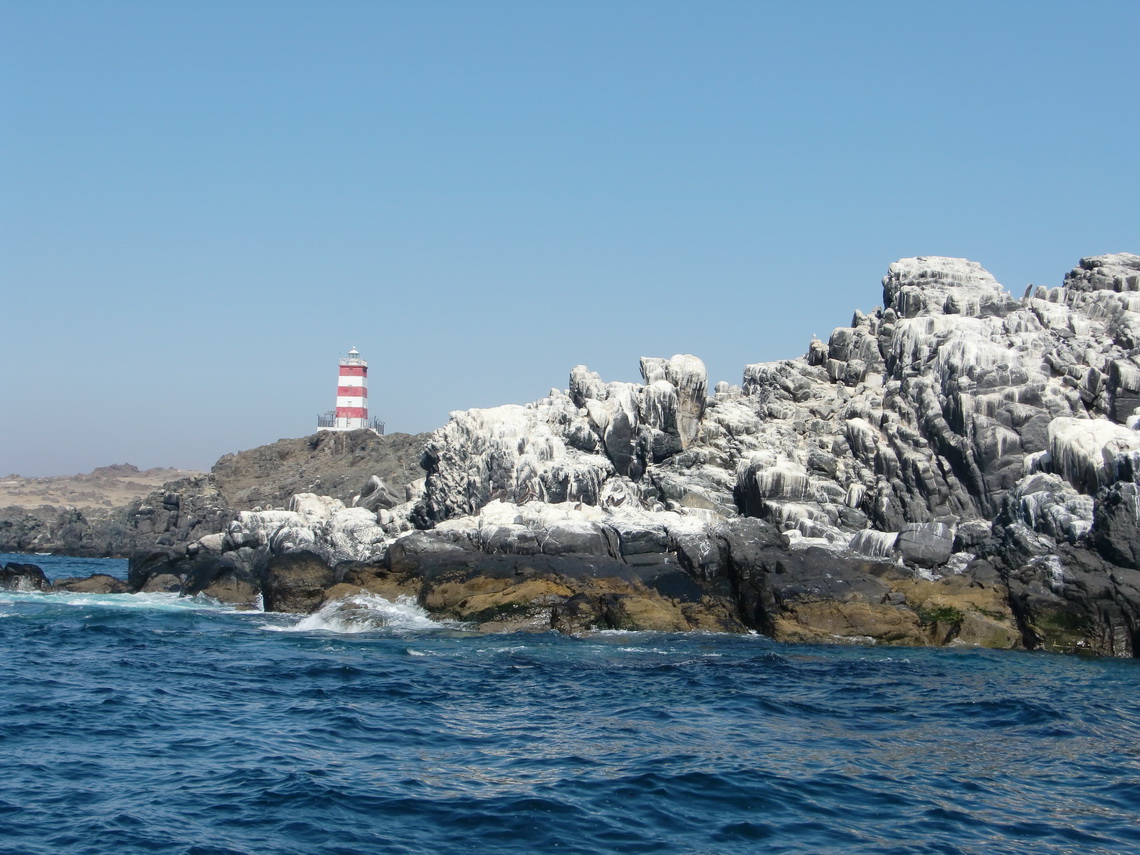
[{"left": 265, "top": 591, "right": 449, "bottom": 633}]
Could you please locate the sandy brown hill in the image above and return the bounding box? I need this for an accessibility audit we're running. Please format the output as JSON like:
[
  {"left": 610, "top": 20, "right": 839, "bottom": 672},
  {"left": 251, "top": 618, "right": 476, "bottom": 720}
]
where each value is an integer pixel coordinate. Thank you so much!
[{"left": 0, "top": 464, "right": 203, "bottom": 511}]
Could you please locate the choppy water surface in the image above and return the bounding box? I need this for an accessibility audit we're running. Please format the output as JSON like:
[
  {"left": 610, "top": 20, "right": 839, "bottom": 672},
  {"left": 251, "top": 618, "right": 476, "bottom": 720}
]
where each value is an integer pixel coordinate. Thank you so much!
[{"left": 2, "top": 553, "right": 1139, "bottom": 854}]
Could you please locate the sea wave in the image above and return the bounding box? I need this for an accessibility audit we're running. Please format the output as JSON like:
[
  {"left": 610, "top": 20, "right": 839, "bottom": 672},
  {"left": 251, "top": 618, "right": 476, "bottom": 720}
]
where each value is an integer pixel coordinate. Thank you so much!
[{"left": 263, "top": 592, "right": 451, "bottom": 634}]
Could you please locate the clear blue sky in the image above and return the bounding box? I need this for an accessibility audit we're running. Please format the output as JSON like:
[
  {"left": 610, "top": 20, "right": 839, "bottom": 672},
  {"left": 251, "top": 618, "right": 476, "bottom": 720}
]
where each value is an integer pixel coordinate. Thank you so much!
[{"left": 2, "top": 1, "right": 1137, "bottom": 477}]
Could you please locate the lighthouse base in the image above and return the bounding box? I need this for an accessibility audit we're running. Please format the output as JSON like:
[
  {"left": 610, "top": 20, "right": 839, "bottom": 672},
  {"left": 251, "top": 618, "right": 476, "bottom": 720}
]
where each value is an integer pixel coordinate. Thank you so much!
[
  {"left": 318, "top": 426, "right": 384, "bottom": 436},
  {"left": 317, "top": 414, "right": 386, "bottom": 435}
]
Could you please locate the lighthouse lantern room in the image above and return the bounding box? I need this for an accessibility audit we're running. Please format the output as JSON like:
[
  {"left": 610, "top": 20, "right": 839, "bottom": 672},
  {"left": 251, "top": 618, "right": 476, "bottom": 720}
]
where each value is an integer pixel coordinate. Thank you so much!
[{"left": 317, "top": 347, "right": 385, "bottom": 434}]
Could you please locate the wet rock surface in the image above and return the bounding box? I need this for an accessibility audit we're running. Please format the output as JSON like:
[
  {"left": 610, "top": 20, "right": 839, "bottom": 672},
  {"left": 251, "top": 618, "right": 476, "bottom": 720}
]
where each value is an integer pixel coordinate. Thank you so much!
[{"left": 1, "top": 562, "right": 51, "bottom": 592}]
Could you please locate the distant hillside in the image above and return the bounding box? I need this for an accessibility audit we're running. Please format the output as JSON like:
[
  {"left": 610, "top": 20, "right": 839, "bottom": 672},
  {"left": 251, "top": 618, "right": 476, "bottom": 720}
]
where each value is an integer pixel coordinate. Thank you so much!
[{"left": 0, "top": 464, "right": 203, "bottom": 511}]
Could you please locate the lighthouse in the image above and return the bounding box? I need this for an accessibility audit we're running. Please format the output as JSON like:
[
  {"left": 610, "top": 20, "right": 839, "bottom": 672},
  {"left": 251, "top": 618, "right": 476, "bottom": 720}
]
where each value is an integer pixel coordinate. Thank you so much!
[{"left": 317, "top": 348, "right": 385, "bottom": 434}]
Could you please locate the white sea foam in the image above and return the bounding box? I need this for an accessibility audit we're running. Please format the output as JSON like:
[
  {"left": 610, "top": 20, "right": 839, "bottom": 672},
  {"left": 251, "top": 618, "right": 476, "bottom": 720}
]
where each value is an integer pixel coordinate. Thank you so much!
[
  {"left": 265, "top": 592, "right": 444, "bottom": 634},
  {"left": 1, "top": 590, "right": 231, "bottom": 612},
  {"left": 586, "top": 629, "right": 652, "bottom": 637}
]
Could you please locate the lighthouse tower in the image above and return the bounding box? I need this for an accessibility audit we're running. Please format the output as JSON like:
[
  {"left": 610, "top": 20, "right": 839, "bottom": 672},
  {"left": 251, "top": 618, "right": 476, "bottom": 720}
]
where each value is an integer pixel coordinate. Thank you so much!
[{"left": 317, "top": 348, "right": 384, "bottom": 434}]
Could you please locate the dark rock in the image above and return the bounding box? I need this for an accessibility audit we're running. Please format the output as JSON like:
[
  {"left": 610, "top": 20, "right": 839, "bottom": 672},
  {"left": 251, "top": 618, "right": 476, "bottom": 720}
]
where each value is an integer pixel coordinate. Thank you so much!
[
  {"left": 618, "top": 526, "right": 671, "bottom": 559},
  {"left": 142, "top": 573, "right": 182, "bottom": 593},
  {"left": 953, "top": 520, "right": 992, "bottom": 552},
  {"left": 128, "top": 549, "right": 186, "bottom": 592},
  {"left": 1093, "top": 482, "right": 1140, "bottom": 569},
  {"left": 260, "top": 551, "right": 336, "bottom": 613},
  {"left": 354, "top": 475, "right": 402, "bottom": 512},
  {"left": 0, "top": 562, "right": 50, "bottom": 591},
  {"left": 602, "top": 405, "right": 636, "bottom": 477},
  {"left": 1002, "top": 544, "right": 1140, "bottom": 656},
  {"left": 539, "top": 522, "right": 614, "bottom": 557},
  {"left": 550, "top": 593, "right": 605, "bottom": 633},
  {"left": 179, "top": 551, "right": 261, "bottom": 606},
  {"left": 53, "top": 574, "right": 130, "bottom": 594},
  {"left": 896, "top": 523, "right": 955, "bottom": 567}
]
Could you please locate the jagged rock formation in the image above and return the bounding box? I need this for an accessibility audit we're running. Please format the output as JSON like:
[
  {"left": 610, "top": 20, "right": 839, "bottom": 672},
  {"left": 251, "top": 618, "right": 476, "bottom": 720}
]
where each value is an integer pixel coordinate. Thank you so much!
[
  {"left": 53, "top": 253, "right": 1140, "bottom": 655},
  {"left": 386, "top": 252, "right": 1140, "bottom": 653}
]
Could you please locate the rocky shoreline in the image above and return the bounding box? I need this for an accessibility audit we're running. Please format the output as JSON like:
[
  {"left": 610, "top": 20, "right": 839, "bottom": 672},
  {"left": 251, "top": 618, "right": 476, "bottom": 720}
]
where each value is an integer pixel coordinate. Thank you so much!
[
  {"left": 7, "top": 253, "right": 1140, "bottom": 656},
  {"left": 0, "top": 431, "right": 425, "bottom": 557}
]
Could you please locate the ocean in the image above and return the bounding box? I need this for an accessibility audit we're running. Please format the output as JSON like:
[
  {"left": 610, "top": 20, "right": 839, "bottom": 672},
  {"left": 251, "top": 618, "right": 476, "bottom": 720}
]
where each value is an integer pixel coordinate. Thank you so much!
[{"left": 2, "top": 552, "right": 1139, "bottom": 855}]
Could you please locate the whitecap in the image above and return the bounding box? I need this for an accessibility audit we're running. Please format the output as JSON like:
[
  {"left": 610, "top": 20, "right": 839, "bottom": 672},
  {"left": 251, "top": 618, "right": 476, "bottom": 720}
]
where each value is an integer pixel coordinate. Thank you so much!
[
  {"left": 264, "top": 592, "right": 445, "bottom": 634},
  {"left": 1, "top": 589, "right": 232, "bottom": 613},
  {"left": 475, "top": 644, "right": 530, "bottom": 655}
]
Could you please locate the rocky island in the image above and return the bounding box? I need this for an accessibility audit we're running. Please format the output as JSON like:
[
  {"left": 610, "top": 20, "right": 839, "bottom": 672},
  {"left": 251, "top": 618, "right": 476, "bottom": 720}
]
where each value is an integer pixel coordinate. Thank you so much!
[{"left": 8, "top": 253, "right": 1140, "bottom": 656}]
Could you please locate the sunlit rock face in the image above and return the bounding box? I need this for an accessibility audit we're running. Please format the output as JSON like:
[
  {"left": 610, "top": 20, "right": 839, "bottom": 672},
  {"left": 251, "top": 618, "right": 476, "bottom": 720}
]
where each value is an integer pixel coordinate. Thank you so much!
[
  {"left": 395, "top": 253, "right": 1140, "bottom": 653},
  {"left": 416, "top": 255, "right": 1140, "bottom": 555}
]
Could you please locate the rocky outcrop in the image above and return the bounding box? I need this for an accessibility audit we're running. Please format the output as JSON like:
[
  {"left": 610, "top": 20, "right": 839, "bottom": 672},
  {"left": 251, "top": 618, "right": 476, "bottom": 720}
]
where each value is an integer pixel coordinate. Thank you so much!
[
  {"left": 0, "top": 562, "right": 51, "bottom": 591},
  {"left": 0, "top": 560, "right": 129, "bottom": 594},
  {"left": 260, "top": 552, "right": 337, "bottom": 613},
  {"left": 37, "top": 253, "right": 1140, "bottom": 656},
  {"left": 212, "top": 430, "right": 426, "bottom": 510},
  {"left": 378, "top": 252, "right": 1140, "bottom": 653},
  {"left": 113, "top": 476, "right": 236, "bottom": 554},
  {"left": 0, "top": 506, "right": 113, "bottom": 556},
  {"left": 0, "top": 431, "right": 428, "bottom": 558},
  {"left": 54, "top": 574, "right": 131, "bottom": 593}
]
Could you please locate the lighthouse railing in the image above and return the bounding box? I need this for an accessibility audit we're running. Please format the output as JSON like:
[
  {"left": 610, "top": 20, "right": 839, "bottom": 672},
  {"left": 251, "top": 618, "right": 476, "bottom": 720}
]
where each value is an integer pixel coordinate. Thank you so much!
[{"left": 316, "top": 413, "right": 385, "bottom": 434}]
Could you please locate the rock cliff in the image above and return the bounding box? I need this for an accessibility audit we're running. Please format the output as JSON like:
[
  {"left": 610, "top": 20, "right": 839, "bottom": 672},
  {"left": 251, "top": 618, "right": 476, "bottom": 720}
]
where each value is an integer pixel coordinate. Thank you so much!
[{"left": 49, "top": 253, "right": 1140, "bottom": 655}]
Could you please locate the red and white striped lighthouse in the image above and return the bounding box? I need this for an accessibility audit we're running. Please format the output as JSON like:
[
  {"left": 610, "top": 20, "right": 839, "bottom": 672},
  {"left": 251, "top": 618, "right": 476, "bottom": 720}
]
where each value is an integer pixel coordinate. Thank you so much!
[{"left": 317, "top": 348, "right": 384, "bottom": 434}]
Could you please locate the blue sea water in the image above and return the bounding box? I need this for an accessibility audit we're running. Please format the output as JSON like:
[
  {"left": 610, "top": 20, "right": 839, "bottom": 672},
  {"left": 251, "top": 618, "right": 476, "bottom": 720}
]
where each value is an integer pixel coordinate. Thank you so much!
[{"left": 2, "top": 553, "right": 1139, "bottom": 855}]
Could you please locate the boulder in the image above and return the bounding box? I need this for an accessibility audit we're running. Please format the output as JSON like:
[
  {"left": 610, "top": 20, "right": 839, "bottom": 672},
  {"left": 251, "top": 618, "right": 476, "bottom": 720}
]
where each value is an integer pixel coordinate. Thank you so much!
[
  {"left": 178, "top": 551, "right": 261, "bottom": 606},
  {"left": 353, "top": 475, "right": 402, "bottom": 512},
  {"left": 128, "top": 549, "right": 187, "bottom": 592},
  {"left": 259, "top": 551, "right": 336, "bottom": 613},
  {"left": 53, "top": 574, "right": 130, "bottom": 594},
  {"left": 896, "top": 523, "right": 956, "bottom": 567}
]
